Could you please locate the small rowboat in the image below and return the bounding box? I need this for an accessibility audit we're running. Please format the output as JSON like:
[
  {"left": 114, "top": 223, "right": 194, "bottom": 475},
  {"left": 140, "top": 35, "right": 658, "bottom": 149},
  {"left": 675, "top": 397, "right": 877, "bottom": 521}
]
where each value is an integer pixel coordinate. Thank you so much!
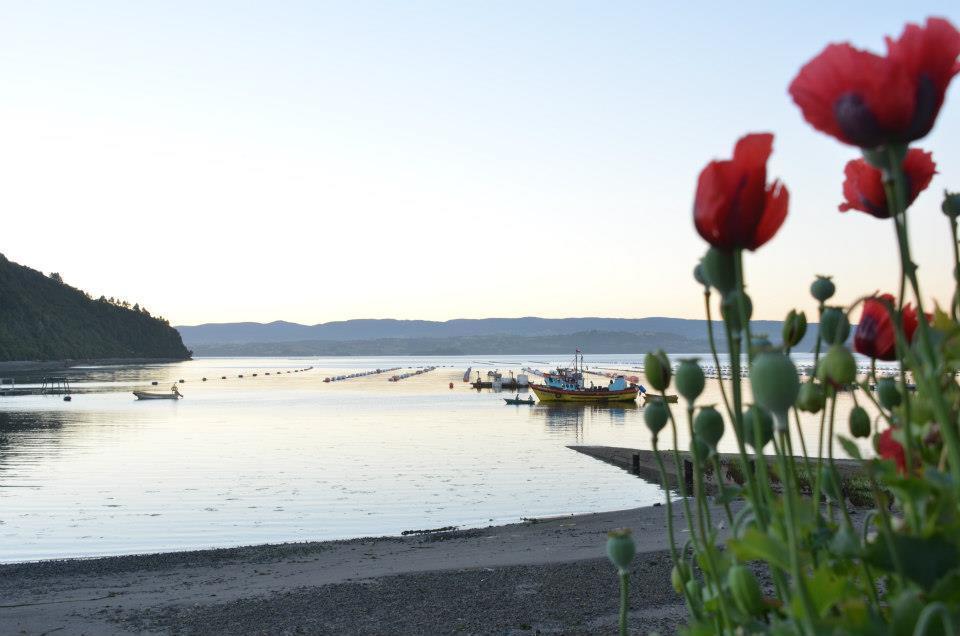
[
  {"left": 504, "top": 396, "right": 535, "bottom": 405},
  {"left": 133, "top": 391, "right": 182, "bottom": 400}
]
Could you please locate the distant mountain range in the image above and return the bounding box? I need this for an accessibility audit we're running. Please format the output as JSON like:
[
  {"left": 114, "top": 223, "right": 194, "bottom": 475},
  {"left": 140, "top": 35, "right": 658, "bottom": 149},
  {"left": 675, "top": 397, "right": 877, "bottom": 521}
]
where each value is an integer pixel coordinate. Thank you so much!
[{"left": 177, "top": 317, "right": 823, "bottom": 356}]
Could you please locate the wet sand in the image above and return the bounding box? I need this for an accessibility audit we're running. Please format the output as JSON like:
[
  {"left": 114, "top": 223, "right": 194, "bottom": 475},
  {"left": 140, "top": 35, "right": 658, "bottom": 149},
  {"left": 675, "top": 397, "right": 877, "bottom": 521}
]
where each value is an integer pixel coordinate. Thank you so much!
[{"left": 0, "top": 504, "right": 716, "bottom": 635}]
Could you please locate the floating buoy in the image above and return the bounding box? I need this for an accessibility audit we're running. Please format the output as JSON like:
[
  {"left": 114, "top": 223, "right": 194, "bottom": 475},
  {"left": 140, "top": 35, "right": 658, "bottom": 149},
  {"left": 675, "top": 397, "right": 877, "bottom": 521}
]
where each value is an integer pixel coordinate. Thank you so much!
[
  {"left": 238, "top": 375, "right": 243, "bottom": 378},
  {"left": 202, "top": 377, "right": 207, "bottom": 381},
  {"left": 151, "top": 381, "right": 158, "bottom": 386},
  {"left": 63, "top": 395, "right": 72, "bottom": 402},
  {"left": 449, "top": 382, "right": 454, "bottom": 389},
  {"left": 179, "top": 379, "right": 185, "bottom": 383},
  {"left": 221, "top": 376, "right": 226, "bottom": 379}
]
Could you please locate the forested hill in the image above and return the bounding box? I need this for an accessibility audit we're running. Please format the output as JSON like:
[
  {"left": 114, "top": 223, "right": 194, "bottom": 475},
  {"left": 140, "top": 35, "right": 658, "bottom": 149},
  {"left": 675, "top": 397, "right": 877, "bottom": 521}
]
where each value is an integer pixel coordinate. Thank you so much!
[{"left": 0, "top": 254, "right": 191, "bottom": 361}]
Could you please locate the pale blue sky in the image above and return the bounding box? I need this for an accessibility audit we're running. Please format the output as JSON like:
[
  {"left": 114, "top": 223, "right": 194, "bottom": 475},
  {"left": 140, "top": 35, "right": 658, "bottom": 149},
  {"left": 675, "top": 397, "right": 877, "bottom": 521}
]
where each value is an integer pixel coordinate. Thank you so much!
[{"left": 0, "top": 2, "right": 957, "bottom": 325}]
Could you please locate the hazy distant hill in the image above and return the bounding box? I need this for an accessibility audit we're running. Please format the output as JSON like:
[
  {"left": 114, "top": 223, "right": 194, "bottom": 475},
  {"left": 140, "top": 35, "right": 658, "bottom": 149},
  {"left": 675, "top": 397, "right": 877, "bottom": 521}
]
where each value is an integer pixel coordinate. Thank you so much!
[
  {"left": 0, "top": 254, "right": 191, "bottom": 362},
  {"left": 189, "top": 330, "right": 714, "bottom": 357},
  {"left": 180, "top": 317, "right": 824, "bottom": 356},
  {"left": 178, "top": 317, "right": 813, "bottom": 345}
]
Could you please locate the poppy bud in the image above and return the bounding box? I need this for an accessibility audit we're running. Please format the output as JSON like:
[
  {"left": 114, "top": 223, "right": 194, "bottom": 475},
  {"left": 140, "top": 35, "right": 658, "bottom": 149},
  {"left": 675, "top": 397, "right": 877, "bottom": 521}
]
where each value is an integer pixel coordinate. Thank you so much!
[
  {"left": 694, "top": 406, "right": 724, "bottom": 449},
  {"left": 606, "top": 528, "right": 635, "bottom": 574},
  {"left": 675, "top": 359, "right": 705, "bottom": 402},
  {"left": 721, "top": 291, "right": 753, "bottom": 332},
  {"left": 782, "top": 310, "right": 807, "bottom": 348},
  {"left": 810, "top": 275, "right": 835, "bottom": 303},
  {"left": 644, "top": 401, "right": 669, "bottom": 438},
  {"left": 670, "top": 562, "right": 689, "bottom": 594},
  {"left": 743, "top": 406, "right": 773, "bottom": 451},
  {"left": 701, "top": 247, "right": 736, "bottom": 294},
  {"left": 849, "top": 406, "right": 871, "bottom": 438},
  {"left": 796, "top": 382, "right": 825, "bottom": 414},
  {"left": 727, "top": 565, "right": 764, "bottom": 616},
  {"left": 750, "top": 352, "right": 800, "bottom": 423},
  {"left": 877, "top": 377, "right": 902, "bottom": 409},
  {"left": 819, "top": 307, "right": 850, "bottom": 345},
  {"left": 943, "top": 190, "right": 960, "bottom": 219},
  {"left": 644, "top": 350, "right": 671, "bottom": 391},
  {"left": 693, "top": 261, "right": 708, "bottom": 288},
  {"left": 818, "top": 345, "right": 857, "bottom": 386}
]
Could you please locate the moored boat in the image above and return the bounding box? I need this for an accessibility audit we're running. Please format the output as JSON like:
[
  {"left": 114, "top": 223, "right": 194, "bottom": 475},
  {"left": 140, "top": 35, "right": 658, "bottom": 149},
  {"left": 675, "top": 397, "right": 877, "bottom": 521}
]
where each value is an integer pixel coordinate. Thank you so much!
[
  {"left": 134, "top": 386, "right": 183, "bottom": 400},
  {"left": 529, "top": 350, "right": 640, "bottom": 403}
]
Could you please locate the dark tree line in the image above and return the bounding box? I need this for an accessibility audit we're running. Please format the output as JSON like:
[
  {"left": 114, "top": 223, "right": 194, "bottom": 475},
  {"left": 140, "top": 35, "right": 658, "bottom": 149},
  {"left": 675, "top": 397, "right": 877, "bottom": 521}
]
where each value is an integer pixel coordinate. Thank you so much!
[{"left": 0, "top": 255, "right": 191, "bottom": 361}]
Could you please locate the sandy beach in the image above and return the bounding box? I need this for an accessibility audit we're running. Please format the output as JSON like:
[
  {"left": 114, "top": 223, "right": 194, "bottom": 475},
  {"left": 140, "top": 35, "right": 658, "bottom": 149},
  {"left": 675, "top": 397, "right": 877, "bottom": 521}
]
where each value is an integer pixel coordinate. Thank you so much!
[{"left": 0, "top": 503, "right": 722, "bottom": 635}]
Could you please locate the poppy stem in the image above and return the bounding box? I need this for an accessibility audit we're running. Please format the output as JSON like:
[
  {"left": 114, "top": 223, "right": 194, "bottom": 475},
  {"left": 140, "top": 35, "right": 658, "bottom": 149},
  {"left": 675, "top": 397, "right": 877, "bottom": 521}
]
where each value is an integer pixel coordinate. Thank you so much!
[{"left": 886, "top": 145, "right": 960, "bottom": 489}]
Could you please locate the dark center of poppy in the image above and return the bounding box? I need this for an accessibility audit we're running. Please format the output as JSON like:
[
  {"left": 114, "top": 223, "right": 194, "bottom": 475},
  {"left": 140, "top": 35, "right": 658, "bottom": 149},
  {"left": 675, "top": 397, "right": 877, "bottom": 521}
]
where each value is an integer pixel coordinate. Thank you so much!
[
  {"left": 833, "top": 93, "right": 885, "bottom": 148},
  {"left": 857, "top": 194, "right": 890, "bottom": 219},
  {"left": 904, "top": 74, "right": 937, "bottom": 142}
]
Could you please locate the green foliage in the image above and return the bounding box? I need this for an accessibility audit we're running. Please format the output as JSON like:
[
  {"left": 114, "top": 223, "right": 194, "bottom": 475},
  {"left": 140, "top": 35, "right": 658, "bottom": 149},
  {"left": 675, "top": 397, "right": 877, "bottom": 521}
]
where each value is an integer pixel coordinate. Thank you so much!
[{"left": 0, "top": 254, "right": 190, "bottom": 361}]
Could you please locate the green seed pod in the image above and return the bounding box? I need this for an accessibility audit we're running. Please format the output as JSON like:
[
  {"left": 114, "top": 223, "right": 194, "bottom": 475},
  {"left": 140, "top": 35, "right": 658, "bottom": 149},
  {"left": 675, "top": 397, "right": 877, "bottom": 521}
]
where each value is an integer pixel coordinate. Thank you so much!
[
  {"left": 750, "top": 352, "right": 800, "bottom": 420},
  {"left": 810, "top": 275, "right": 836, "bottom": 303},
  {"left": 743, "top": 406, "right": 773, "bottom": 451},
  {"left": 605, "top": 528, "right": 635, "bottom": 574},
  {"left": 644, "top": 350, "right": 671, "bottom": 392},
  {"left": 675, "top": 358, "right": 705, "bottom": 402},
  {"left": 849, "top": 406, "right": 871, "bottom": 438},
  {"left": 727, "top": 565, "right": 764, "bottom": 616},
  {"left": 877, "top": 377, "right": 902, "bottom": 409},
  {"left": 796, "top": 382, "right": 825, "bottom": 414},
  {"left": 693, "top": 261, "right": 708, "bottom": 288},
  {"left": 721, "top": 290, "right": 753, "bottom": 332},
  {"left": 701, "top": 247, "right": 736, "bottom": 294},
  {"left": 782, "top": 309, "right": 807, "bottom": 348},
  {"left": 819, "top": 307, "right": 850, "bottom": 345},
  {"left": 671, "top": 562, "right": 689, "bottom": 595},
  {"left": 891, "top": 590, "right": 924, "bottom": 636},
  {"left": 818, "top": 345, "right": 856, "bottom": 386},
  {"left": 694, "top": 406, "right": 724, "bottom": 449},
  {"left": 941, "top": 190, "right": 960, "bottom": 219},
  {"left": 644, "top": 401, "right": 669, "bottom": 438}
]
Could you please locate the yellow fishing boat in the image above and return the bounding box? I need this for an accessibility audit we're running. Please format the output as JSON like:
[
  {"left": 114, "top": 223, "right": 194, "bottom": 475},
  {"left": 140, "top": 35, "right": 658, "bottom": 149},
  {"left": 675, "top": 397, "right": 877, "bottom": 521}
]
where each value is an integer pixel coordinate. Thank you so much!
[{"left": 530, "top": 350, "right": 640, "bottom": 403}]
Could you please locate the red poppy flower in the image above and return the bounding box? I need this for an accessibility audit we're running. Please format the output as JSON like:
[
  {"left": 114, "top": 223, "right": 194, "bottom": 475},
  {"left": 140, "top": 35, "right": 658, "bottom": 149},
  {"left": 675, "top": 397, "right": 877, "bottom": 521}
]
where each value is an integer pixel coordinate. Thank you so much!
[
  {"left": 693, "top": 133, "right": 789, "bottom": 251},
  {"left": 853, "top": 294, "right": 919, "bottom": 360},
  {"left": 839, "top": 149, "right": 937, "bottom": 217},
  {"left": 877, "top": 428, "right": 907, "bottom": 474},
  {"left": 789, "top": 17, "right": 960, "bottom": 147}
]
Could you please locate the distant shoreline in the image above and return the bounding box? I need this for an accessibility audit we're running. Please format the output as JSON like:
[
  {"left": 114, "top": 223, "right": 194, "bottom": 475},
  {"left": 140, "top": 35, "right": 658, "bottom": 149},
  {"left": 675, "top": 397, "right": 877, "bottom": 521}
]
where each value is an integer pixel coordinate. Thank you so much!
[{"left": 0, "top": 357, "right": 192, "bottom": 374}]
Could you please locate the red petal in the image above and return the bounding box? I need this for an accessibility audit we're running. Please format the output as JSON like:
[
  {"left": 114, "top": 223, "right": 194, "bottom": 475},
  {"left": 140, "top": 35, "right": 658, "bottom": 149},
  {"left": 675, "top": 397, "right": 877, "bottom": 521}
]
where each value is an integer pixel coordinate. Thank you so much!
[
  {"left": 903, "top": 148, "right": 938, "bottom": 204},
  {"left": 789, "top": 43, "right": 914, "bottom": 146},
  {"left": 886, "top": 18, "right": 960, "bottom": 97},
  {"left": 749, "top": 181, "right": 788, "bottom": 250},
  {"left": 838, "top": 159, "right": 889, "bottom": 218}
]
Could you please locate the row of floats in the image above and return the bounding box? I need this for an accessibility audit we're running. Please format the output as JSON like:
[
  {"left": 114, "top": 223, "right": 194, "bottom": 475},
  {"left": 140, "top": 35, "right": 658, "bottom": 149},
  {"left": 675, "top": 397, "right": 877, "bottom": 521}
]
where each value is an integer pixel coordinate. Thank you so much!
[
  {"left": 156, "top": 367, "right": 315, "bottom": 385},
  {"left": 388, "top": 366, "right": 437, "bottom": 382},
  {"left": 323, "top": 367, "right": 401, "bottom": 383}
]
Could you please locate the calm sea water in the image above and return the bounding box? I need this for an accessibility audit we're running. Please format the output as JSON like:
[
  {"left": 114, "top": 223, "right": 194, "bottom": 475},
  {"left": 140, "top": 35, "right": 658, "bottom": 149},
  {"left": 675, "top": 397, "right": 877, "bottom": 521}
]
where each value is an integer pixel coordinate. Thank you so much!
[{"left": 0, "top": 354, "right": 875, "bottom": 562}]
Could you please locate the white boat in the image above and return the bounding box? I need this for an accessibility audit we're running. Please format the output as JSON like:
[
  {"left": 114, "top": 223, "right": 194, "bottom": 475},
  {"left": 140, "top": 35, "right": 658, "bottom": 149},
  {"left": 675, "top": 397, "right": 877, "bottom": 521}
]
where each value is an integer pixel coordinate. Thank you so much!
[{"left": 133, "top": 389, "right": 182, "bottom": 400}]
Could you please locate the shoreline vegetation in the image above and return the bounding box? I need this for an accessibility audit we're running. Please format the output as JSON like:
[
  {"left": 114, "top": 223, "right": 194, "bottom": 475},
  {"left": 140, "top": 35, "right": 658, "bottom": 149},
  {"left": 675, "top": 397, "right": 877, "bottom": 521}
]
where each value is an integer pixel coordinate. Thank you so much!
[
  {"left": 0, "top": 504, "right": 727, "bottom": 635},
  {"left": 0, "top": 254, "right": 191, "bottom": 363}
]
